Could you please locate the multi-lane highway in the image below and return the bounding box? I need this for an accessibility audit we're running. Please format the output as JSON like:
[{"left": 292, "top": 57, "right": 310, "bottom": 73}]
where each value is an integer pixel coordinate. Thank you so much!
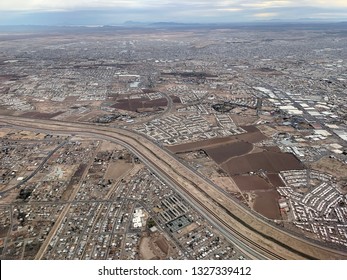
[{"left": 1, "top": 115, "right": 347, "bottom": 260}]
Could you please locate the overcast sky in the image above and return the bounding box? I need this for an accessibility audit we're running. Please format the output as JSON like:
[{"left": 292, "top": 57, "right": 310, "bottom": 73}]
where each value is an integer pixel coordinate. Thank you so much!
[{"left": 1, "top": 0, "right": 347, "bottom": 25}]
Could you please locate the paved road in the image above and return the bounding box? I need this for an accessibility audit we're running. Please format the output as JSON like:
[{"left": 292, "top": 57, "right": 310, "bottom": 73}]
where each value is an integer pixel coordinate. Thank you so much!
[{"left": 1, "top": 115, "right": 346, "bottom": 260}]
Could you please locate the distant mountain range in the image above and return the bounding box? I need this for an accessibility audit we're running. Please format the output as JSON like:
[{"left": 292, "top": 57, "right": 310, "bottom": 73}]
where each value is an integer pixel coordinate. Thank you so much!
[{"left": 1, "top": 20, "right": 347, "bottom": 33}]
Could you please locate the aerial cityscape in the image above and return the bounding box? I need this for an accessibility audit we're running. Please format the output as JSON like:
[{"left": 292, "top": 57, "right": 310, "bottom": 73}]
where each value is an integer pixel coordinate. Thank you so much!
[{"left": 1, "top": 1, "right": 347, "bottom": 261}]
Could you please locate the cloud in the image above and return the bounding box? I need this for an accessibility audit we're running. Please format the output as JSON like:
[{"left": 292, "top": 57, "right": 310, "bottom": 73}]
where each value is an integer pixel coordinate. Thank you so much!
[
  {"left": 241, "top": 1, "right": 291, "bottom": 8},
  {"left": 0, "top": 1, "right": 347, "bottom": 24},
  {"left": 254, "top": 12, "right": 278, "bottom": 17},
  {"left": 1, "top": 1, "right": 347, "bottom": 11}
]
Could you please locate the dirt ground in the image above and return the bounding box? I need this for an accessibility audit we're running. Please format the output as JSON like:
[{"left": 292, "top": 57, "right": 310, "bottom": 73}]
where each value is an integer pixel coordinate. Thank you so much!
[
  {"left": 230, "top": 113, "right": 258, "bottom": 126},
  {"left": 113, "top": 97, "right": 168, "bottom": 112},
  {"left": 232, "top": 175, "right": 273, "bottom": 191},
  {"left": 267, "top": 173, "right": 285, "bottom": 187},
  {"left": 139, "top": 234, "right": 171, "bottom": 260},
  {"left": 44, "top": 164, "right": 78, "bottom": 182},
  {"left": 104, "top": 161, "right": 133, "bottom": 180},
  {"left": 257, "top": 124, "right": 279, "bottom": 138},
  {"left": 252, "top": 190, "right": 281, "bottom": 220},
  {"left": 139, "top": 237, "right": 157, "bottom": 260},
  {"left": 203, "top": 114, "right": 218, "bottom": 127},
  {"left": 221, "top": 151, "right": 305, "bottom": 175},
  {"left": 311, "top": 156, "right": 347, "bottom": 180},
  {"left": 155, "top": 236, "right": 169, "bottom": 255},
  {"left": 0, "top": 128, "right": 13, "bottom": 137},
  {"left": 205, "top": 141, "right": 253, "bottom": 164},
  {"left": 20, "top": 111, "right": 64, "bottom": 119},
  {"left": 99, "top": 141, "right": 124, "bottom": 152},
  {"left": 74, "top": 110, "right": 107, "bottom": 122},
  {"left": 176, "top": 222, "right": 200, "bottom": 237},
  {"left": 166, "top": 128, "right": 266, "bottom": 153},
  {"left": 211, "top": 176, "right": 240, "bottom": 193},
  {"left": 4, "top": 130, "right": 47, "bottom": 140}
]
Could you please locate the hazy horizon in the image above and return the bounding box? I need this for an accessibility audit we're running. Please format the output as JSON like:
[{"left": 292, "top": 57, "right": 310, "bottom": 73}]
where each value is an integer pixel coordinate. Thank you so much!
[{"left": 1, "top": 1, "right": 347, "bottom": 26}]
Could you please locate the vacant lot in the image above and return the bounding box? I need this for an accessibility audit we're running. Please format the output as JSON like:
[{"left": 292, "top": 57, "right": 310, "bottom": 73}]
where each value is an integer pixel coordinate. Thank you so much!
[
  {"left": 211, "top": 176, "right": 240, "bottom": 193},
  {"left": 155, "top": 236, "right": 169, "bottom": 255},
  {"left": 0, "top": 128, "right": 13, "bottom": 137},
  {"left": 311, "top": 156, "right": 347, "bottom": 180},
  {"left": 139, "top": 237, "right": 157, "bottom": 260},
  {"left": 104, "top": 161, "right": 133, "bottom": 180}
]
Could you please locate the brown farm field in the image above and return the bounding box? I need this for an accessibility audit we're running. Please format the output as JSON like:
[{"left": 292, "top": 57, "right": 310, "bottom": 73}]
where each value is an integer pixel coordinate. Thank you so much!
[
  {"left": 267, "top": 173, "right": 285, "bottom": 187},
  {"left": 166, "top": 126, "right": 296, "bottom": 222},
  {"left": 232, "top": 175, "right": 282, "bottom": 220},
  {"left": 232, "top": 175, "right": 273, "bottom": 191},
  {"left": 205, "top": 141, "right": 253, "bottom": 164},
  {"left": 20, "top": 111, "right": 64, "bottom": 119},
  {"left": 113, "top": 97, "right": 167, "bottom": 112},
  {"left": 253, "top": 190, "right": 281, "bottom": 220},
  {"left": 221, "top": 151, "right": 305, "bottom": 175},
  {"left": 113, "top": 95, "right": 180, "bottom": 112}
]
